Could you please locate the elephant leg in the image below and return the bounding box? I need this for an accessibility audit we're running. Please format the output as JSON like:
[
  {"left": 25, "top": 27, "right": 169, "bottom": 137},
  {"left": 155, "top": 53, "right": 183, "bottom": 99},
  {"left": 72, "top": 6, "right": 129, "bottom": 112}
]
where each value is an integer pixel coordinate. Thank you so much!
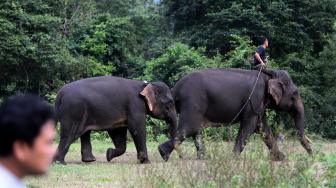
[
  {"left": 128, "top": 113, "right": 150, "bottom": 164},
  {"left": 233, "top": 115, "right": 258, "bottom": 155},
  {"left": 158, "top": 139, "right": 175, "bottom": 161},
  {"left": 54, "top": 137, "right": 71, "bottom": 164},
  {"left": 54, "top": 121, "right": 82, "bottom": 164},
  {"left": 193, "top": 133, "right": 206, "bottom": 160},
  {"left": 106, "top": 127, "right": 127, "bottom": 162},
  {"left": 159, "top": 110, "right": 202, "bottom": 161},
  {"left": 260, "top": 116, "right": 285, "bottom": 161},
  {"left": 80, "top": 130, "right": 96, "bottom": 163}
]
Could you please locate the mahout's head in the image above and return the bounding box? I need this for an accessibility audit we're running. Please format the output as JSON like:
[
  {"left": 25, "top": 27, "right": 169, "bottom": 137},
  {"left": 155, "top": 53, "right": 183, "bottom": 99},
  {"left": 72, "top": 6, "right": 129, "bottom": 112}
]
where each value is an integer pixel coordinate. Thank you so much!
[
  {"left": 260, "top": 36, "right": 269, "bottom": 48},
  {"left": 0, "top": 93, "right": 56, "bottom": 176}
]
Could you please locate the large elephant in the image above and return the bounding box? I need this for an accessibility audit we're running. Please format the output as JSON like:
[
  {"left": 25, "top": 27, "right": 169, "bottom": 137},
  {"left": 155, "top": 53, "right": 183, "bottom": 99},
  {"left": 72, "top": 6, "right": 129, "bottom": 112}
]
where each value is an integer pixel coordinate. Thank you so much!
[
  {"left": 54, "top": 76, "right": 177, "bottom": 164},
  {"left": 159, "top": 68, "right": 312, "bottom": 161}
]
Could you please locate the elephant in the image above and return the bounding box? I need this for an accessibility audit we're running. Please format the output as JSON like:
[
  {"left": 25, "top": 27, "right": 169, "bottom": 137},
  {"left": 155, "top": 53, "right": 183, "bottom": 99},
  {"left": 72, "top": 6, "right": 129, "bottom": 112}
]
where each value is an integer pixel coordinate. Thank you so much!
[
  {"left": 158, "top": 68, "right": 312, "bottom": 161},
  {"left": 53, "top": 76, "right": 177, "bottom": 164}
]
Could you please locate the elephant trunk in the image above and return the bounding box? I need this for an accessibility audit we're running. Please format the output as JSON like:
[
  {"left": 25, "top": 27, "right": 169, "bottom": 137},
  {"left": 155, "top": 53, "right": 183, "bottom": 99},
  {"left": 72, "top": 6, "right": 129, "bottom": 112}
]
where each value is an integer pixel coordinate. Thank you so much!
[
  {"left": 166, "top": 107, "right": 178, "bottom": 139},
  {"left": 292, "top": 98, "right": 312, "bottom": 154},
  {"left": 158, "top": 107, "right": 182, "bottom": 161},
  {"left": 168, "top": 109, "right": 183, "bottom": 157}
]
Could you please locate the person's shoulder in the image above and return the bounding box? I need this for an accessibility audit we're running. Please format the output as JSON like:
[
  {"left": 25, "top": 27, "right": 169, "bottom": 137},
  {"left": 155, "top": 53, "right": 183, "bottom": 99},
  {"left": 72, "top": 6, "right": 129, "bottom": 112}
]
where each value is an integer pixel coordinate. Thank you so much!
[
  {"left": 257, "top": 45, "right": 265, "bottom": 53},
  {"left": 0, "top": 166, "right": 26, "bottom": 188},
  {"left": 0, "top": 177, "right": 26, "bottom": 188}
]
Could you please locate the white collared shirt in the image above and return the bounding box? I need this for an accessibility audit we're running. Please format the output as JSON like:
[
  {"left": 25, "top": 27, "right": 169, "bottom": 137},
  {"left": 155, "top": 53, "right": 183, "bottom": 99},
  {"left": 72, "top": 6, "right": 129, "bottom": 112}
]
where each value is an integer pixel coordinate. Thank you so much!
[{"left": 0, "top": 164, "right": 26, "bottom": 188}]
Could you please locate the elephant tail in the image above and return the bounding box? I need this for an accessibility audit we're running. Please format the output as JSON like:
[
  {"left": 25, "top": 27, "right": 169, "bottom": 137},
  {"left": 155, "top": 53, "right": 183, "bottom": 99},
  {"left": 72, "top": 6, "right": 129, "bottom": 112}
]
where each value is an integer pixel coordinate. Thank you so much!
[
  {"left": 54, "top": 91, "right": 63, "bottom": 124},
  {"left": 171, "top": 86, "right": 180, "bottom": 113}
]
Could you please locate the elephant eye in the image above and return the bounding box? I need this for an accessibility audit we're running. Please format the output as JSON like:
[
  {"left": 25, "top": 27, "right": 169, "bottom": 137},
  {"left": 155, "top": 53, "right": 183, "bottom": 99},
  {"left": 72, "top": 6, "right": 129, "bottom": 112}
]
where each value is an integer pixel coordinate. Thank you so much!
[
  {"left": 293, "top": 91, "right": 298, "bottom": 96},
  {"left": 291, "top": 91, "right": 298, "bottom": 100},
  {"left": 165, "top": 100, "right": 173, "bottom": 108}
]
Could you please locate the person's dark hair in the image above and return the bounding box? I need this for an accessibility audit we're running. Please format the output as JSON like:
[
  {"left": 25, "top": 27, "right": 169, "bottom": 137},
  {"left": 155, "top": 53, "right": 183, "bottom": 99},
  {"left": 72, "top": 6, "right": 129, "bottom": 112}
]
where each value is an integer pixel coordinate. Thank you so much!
[
  {"left": 260, "top": 36, "right": 268, "bottom": 45},
  {"left": 0, "top": 93, "right": 55, "bottom": 157}
]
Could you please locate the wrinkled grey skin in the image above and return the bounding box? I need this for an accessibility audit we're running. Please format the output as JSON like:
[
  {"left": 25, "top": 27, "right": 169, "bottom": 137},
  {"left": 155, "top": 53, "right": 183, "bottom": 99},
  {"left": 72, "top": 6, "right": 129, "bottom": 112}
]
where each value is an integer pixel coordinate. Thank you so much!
[
  {"left": 159, "top": 68, "right": 312, "bottom": 161},
  {"left": 54, "top": 76, "right": 177, "bottom": 164}
]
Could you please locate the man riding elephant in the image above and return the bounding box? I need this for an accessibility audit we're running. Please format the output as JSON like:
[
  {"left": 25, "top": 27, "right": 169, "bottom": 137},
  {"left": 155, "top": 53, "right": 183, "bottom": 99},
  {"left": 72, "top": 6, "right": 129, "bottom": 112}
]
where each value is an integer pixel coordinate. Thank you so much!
[
  {"left": 159, "top": 68, "right": 312, "bottom": 161},
  {"left": 253, "top": 37, "right": 269, "bottom": 70}
]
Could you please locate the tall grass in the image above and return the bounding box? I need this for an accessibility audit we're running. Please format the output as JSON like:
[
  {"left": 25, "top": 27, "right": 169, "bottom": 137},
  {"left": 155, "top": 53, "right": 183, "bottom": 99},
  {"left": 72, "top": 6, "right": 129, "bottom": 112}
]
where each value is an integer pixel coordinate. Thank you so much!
[
  {"left": 136, "top": 138, "right": 330, "bottom": 188},
  {"left": 25, "top": 139, "right": 335, "bottom": 188}
]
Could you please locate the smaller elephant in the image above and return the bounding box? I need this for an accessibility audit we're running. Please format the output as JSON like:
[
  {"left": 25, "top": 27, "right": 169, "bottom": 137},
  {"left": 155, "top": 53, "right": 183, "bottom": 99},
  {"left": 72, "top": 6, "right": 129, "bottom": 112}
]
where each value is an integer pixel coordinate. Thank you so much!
[{"left": 54, "top": 76, "right": 177, "bottom": 164}]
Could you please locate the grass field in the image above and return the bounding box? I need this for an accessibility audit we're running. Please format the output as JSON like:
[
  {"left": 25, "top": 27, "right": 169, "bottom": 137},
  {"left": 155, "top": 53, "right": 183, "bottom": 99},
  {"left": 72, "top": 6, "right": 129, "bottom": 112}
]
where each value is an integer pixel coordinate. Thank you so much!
[{"left": 25, "top": 137, "right": 336, "bottom": 188}]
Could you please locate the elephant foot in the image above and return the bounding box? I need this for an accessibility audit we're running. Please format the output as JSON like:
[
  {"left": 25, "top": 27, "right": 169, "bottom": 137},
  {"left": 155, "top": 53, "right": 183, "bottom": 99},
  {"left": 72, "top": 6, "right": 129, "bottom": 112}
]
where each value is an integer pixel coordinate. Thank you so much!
[
  {"left": 139, "top": 158, "right": 151, "bottom": 164},
  {"left": 271, "top": 151, "right": 286, "bottom": 161},
  {"left": 54, "top": 159, "right": 67, "bottom": 165},
  {"left": 137, "top": 152, "right": 150, "bottom": 164},
  {"left": 106, "top": 148, "right": 115, "bottom": 162},
  {"left": 53, "top": 155, "right": 67, "bottom": 165},
  {"left": 158, "top": 144, "right": 171, "bottom": 162},
  {"left": 305, "top": 147, "right": 313, "bottom": 155},
  {"left": 158, "top": 140, "right": 175, "bottom": 161},
  {"left": 82, "top": 155, "right": 96, "bottom": 163},
  {"left": 106, "top": 147, "right": 127, "bottom": 162},
  {"left": 196, "top": 151, "right": 206, "bottom": 160}
]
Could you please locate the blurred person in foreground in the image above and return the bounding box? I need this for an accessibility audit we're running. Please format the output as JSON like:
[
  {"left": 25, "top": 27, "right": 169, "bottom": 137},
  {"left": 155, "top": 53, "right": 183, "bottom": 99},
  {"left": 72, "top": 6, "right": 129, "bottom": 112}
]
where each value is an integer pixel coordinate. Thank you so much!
[{"left": 0, "top": 94, "right": 56, "bottom": 188}]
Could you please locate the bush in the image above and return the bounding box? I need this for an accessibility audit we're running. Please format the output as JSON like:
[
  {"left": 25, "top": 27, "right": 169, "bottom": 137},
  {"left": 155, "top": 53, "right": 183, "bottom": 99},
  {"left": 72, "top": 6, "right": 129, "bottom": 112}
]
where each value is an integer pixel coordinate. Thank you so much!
[
  {"left": 143, "top": 42, "right": 223, "bottom": 87},
  {"left": 146, "top": 117, "right": 170, "bottom": 142}
]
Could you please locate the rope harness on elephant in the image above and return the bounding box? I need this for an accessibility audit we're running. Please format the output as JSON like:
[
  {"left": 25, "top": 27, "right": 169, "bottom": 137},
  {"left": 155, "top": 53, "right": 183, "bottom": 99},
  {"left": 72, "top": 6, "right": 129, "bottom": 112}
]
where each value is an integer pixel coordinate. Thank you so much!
[{"left": 227, "top": 59, "right": 269, "bottom": 126}]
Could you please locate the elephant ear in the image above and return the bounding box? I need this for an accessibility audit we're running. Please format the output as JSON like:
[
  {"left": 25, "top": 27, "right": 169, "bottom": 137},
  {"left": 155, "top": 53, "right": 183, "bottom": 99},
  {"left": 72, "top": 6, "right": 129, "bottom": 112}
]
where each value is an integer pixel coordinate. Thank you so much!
[
  {"left": 268, "top": 79, "right": 283, "bottom": 105},
  {"left": 140, "top": 84, "right": 156, "bottom": 112}
]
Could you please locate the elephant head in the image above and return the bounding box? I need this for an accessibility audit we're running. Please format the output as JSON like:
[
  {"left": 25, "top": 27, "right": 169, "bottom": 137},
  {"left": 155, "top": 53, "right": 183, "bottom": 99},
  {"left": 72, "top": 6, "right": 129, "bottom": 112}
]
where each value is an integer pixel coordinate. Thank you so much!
[
  {"left": 267, "top": 70, "right": 312, "bottom": 154},
  {"left": 140, "top": 82, "right": 177, "bottom": 138}
]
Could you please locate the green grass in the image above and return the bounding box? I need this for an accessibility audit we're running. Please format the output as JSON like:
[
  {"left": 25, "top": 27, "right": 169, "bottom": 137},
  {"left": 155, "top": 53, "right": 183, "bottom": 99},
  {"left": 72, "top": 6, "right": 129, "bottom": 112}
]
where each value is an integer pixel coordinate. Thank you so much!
[{"left": 25, "top": 138, "right": 336, "bottom": 188}]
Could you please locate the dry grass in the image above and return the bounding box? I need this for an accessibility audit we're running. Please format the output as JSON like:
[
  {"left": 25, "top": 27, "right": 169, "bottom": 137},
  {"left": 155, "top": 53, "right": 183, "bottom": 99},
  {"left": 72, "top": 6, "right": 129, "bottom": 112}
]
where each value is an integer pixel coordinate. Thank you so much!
[{"left": 25, "top": 138, "right": 336, "bottom": 188}]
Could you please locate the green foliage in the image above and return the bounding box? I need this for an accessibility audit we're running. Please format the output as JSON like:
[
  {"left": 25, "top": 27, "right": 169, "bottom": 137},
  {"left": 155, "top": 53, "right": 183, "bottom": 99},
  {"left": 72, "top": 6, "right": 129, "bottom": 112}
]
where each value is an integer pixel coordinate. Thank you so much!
[
  {"left": 319, "top": 153, "right": 336, "bottom": 187},
  {"left": 278, "top": 33, "right": 336, "bottom": 138},
  {"left": 163, "top": 0, "right": 336, "bottom": 56},
  {"left": 223, "top": 35, "right": 256, "bottom": 69},
  {"left": 0, "top": 0, "right": 335, "bottom": 139},
  {"left": 202, "top": 126, "right": 239, "bottom": 142},
  {"left": 0, "top": 1, "right": 64, "bottom": 96},
  {"left": 78, "top": 15, "right": 137, "bottom": 76},
  {"left": 161, "top": 0, "right": 336, "bottom": 138},
  {"left": 145, "top": 117, "right": 169, "bottom": 142},
  {"left": 143, "top": 42, "right": 223, "bottom": 86},
  {"left": 90, "top": 131, "right": 110, "bottom": 141}
]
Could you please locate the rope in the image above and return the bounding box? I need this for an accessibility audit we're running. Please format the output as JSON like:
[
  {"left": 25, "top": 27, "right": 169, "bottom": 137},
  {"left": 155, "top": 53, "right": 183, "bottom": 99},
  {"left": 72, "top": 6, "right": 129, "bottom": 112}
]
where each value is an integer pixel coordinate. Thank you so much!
[{"left": 227, "top": 60, "right": 268, "bottom": 126}]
